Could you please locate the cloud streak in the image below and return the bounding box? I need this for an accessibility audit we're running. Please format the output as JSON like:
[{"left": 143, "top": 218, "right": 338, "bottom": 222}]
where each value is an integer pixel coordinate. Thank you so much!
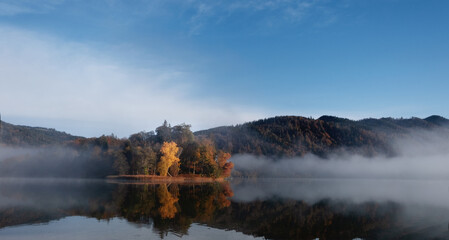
[
  {"left": 0, "top": 25, "right": 266, "bottom": 137},
  {"left": 0, "top": 0, "right": 62, "bottom": 16},
  {"left": 171, "top": 0, "right": 338, "bottom": 34}
]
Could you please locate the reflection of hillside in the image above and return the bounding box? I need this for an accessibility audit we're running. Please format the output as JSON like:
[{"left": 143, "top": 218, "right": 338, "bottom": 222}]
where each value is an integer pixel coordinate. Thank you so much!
[
  {"left": 0, "top": 207, "right": 61, "bottom": 228},
  {"left": 208, "top": 199, "right": 400, "bottom": 240},
  {"left": 0, "top": 179, "right": 118, "bottom": 228},
  {"left": 1, "top": 180, "right": 449, "bottom": 239}
]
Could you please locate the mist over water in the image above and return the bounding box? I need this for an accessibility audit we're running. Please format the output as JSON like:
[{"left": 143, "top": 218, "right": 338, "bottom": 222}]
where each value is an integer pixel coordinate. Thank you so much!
[
  {"left": 231, "top": 129, "right": 449, "bottom": 179},
  {"left": 0, "top": 145, "right": 106, "bottom": 177},
  {"left": 1, "top": 128, "right": 449, "bottom": 179},
  {"left": 0, "top": 146, "right": 40, "bottom": 161},
  {"left": 230, "top": 178, "right": 449, "bottom": 206}
]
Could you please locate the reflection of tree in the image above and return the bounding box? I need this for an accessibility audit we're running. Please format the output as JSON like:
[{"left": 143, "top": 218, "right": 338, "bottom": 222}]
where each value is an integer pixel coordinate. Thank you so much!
[
  {"left": 217, "top": 183, "right": 233, "bottom": 208},
  {"left": 117, "top": 184, "right": 158, "bottom": 224},
  {"left": 0, "top": 181, "right": 418, "bottom": 240},
  {"left": 151, "top": 183, "right": 232, "bottom": 237},
  {"left": 197, "top": 184, "right": 232, "bottom": 220},
  {"left": 157, "top": 184, "right": 179, "bottom": 219}
]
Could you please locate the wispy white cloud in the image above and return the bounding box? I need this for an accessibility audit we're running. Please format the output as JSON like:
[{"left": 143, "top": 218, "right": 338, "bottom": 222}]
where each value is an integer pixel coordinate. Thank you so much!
[
  {"left": 0, "top": 0, "right": 338, "bottom": 33},
  {"left": 186, "top": 0, "right": 333, "bottom": 34},
  {"left": 0, "top": 25, "right": 266, "bottom": 137},
  {"left": 0, "top": 2, "right": 31, "bottom": 16},
  {"left": 0, "top": 0, "right": 62, "bottom": 16}
]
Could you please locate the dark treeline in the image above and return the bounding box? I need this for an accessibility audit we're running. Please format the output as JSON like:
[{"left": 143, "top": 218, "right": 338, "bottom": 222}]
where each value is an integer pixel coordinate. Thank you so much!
[
  {"left": 0, "top": 121, "right": 233, "bottom": 178},
  {"left": 195, "top": 115, "right": 449, "bottom": 157}
]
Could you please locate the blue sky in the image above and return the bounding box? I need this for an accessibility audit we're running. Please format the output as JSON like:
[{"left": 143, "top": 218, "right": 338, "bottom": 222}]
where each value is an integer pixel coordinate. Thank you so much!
[{"left": 0, "top": 0, "right": 448, "bottom": 137}]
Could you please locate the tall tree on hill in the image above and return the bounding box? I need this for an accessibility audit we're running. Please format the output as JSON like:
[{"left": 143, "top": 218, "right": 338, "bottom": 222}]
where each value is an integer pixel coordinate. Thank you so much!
[
  {"left": 129, "top": 131, "right": 155, "bottom": 147},
  {"left": 156, "top": 120, "right": 171, "bottom": 143}
]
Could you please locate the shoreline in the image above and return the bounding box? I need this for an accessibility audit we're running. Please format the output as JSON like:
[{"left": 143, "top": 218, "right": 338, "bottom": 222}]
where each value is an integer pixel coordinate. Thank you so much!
[{"left": 106, "top": 175, "right": 225, "bottom": 183}]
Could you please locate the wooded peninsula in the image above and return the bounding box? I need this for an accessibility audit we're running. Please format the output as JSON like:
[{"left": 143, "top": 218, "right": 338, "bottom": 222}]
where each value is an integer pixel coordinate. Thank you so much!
[{"left": 80, "top": 121, "right": 234, "bottom": 179}]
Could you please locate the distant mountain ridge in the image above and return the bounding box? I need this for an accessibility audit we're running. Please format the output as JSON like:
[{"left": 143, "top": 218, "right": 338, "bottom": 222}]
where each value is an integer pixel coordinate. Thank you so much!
[
  {"left": 0, "top": 121, "right": 81, "bottom": 146},
  {"left": 195, "top": 115, "right": 449, "bottom": 157}
]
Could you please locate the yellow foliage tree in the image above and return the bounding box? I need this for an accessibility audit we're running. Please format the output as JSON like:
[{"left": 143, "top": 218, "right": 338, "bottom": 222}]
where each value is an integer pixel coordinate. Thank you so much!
[{"left": 157, "top": 141, "right": 180, "bottom": 176}]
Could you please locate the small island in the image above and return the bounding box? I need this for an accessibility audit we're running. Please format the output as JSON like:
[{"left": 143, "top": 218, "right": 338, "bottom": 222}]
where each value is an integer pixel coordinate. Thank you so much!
[{"left": 103, "top": 121, "right": 234, "bottom": 182}]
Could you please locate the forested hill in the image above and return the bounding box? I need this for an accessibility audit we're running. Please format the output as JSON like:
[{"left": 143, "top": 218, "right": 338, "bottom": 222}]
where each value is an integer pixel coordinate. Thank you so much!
[
  {"left": 194, "top": 115, "right": 449, "bottom": 157},
  {"left": 1, "top": 115, "right": 449, "bottom": 156},
  {"left": 0, "top": 120, "right": 80, "bottom": 146}
]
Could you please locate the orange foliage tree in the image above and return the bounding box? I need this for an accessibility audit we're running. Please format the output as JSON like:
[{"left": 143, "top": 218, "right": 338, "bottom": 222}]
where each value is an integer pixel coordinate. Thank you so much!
[
  {"left": 216, "top": 150, "right": 234, "bottom": 177},
  {"left": 157, "top": 141, "right": 180, "bottom": 176}
]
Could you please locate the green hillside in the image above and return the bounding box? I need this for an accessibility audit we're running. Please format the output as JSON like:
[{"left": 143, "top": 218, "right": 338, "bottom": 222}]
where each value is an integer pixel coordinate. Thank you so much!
[
  {"left": 195, "top": 115, "right": 449, "bottom": 157},
  {"left": 0, "top": 120, "right": 81, "bottom": 146}
]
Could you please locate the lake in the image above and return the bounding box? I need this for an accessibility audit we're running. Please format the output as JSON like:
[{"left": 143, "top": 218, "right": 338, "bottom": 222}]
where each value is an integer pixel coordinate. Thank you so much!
[{"left": 1, "top": 178, "right": 449, "bottom": 240}]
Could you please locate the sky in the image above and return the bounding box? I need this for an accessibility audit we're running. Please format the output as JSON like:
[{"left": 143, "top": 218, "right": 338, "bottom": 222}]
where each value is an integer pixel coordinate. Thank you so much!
[{"left": 0, "top": 0, "right": 448, "bottom": 137}]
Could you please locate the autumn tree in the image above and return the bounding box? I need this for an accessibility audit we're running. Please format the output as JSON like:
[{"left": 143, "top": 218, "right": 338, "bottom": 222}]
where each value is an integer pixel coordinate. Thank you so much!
[
  {"left": 168, "top": 161, "right": 180, "bottom": 177},
  {"left": 157, "top": 141, "right": 180, "bottom": 176},
  {"left": 216, "top": 150, "right": 231, "bottom": 168},
  {"left": 131, "top": 146, "right": 157, "bottom": 175},
  {"left": 145, "top": 147, "right": 158, "bottom": 175},
  {"left": 179, "top": 141, "right": 201, "bottom": 174},
  {"left": 197, "top": 138, "right": 219, "bottom": 177},
  {"left": 216, "top": 150, "right": 234, "bottom": 177},
  {"left": 113, "top": 151, "right": 130, "bottom": 175},
  {"left": 221, "top": 161, "right": 234, "bottom": 178}
]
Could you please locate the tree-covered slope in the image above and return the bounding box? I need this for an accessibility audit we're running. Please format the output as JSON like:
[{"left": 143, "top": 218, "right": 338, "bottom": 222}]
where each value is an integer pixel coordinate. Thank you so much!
[
  {"left": 0, "top": 120, "right": 80, "bottom": 146},
  {"left": 195, "top": 115, "right": 449, "bottom": 157}
]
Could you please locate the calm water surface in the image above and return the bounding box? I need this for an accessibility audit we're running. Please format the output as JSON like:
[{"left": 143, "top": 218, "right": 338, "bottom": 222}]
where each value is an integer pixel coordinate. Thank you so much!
[{"left": 1, "top": 178, "right": 449, "bottom": 240}]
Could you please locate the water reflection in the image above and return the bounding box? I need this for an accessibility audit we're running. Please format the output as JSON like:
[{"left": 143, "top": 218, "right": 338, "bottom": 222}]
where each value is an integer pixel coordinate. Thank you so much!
[{"left": 0, "top": 178, "right": 449, "bottom": 239}]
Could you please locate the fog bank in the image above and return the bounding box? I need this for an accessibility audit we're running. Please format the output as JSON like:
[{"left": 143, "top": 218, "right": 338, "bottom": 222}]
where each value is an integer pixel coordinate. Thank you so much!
[
  {"left": 0, "top": 146, "right": 111, "bottom": 178},
  {"left": 231, "top": 129, "right": 449, "bottom": 179}
]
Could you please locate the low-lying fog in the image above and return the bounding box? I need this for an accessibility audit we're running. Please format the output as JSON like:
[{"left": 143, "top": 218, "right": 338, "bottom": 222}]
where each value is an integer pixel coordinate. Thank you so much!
[
  {"left": 231, "top": 129, "right": 449, "bottom": 179},
  {"left": 231, "top": 178, "right": 449, "bottom": 206},
  {"left": 1, "top": 128, "right": 449, "bottom": 179}
]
